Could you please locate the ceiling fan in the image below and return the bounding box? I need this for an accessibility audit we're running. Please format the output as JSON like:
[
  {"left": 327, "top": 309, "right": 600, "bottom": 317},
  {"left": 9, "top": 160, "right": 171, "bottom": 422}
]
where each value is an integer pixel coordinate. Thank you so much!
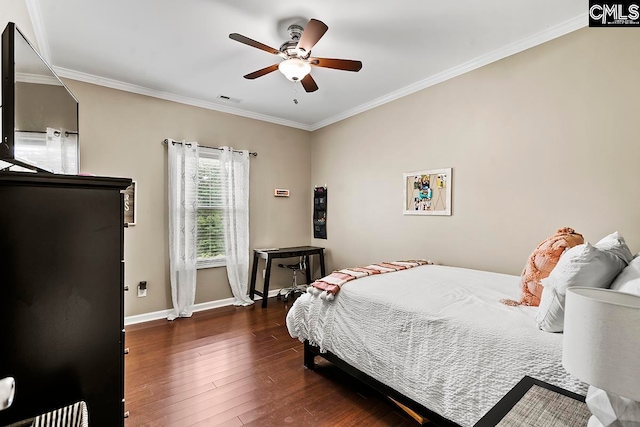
[{"left": 229, "top": 18, "right": 362, "bottom": 93}]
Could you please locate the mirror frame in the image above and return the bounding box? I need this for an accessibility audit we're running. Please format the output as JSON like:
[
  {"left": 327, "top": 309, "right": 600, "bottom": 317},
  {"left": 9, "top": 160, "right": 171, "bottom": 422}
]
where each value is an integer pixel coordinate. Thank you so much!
[{"left": 0, "top": 22, "right": 15, "bottom": 163}]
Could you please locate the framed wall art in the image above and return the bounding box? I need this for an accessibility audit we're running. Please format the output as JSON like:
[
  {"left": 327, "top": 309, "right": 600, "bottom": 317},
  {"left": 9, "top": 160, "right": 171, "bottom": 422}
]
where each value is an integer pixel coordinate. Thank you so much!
[
  {"left": 123, "top": 181, "right": 137, "bottom": 225},
  {"left": 403, "top": 168, "right": 452, "bottom": 216}
]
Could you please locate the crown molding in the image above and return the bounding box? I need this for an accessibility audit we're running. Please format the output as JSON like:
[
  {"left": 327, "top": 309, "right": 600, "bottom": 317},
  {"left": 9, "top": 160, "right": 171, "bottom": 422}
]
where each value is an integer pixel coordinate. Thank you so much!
[
  {"left": 24, "top": 0, "right": 51, "bottom": 62},
  {"left": 52, "top": 67, "right": 313, "bottom": 131},
  {"left": 15, "top": 72, "right": 60, "bottom": 85},
  {"left": 308, "top": 13, "right": 588, "bottom": 131},
  {"left": 29, "top": 9, "right": 586, "bottom": 133}
]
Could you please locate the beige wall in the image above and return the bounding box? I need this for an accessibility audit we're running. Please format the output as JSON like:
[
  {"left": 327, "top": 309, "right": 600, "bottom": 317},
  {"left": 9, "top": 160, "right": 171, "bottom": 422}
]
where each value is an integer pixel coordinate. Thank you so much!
[
  {"left": 3, "top": 0, "right": 314, "bottom": 318},
  {"left": 310, "top": 28, "right": 640, "bottom": 276},
  {"left": 5, "top": 0, "right": 639, "bottom": 315},
  {"left": 63, "top": 80, "right": 312, "bottom": 317},
  {"left": 16, "top": 82, "right": 78, "bottom": 131}
]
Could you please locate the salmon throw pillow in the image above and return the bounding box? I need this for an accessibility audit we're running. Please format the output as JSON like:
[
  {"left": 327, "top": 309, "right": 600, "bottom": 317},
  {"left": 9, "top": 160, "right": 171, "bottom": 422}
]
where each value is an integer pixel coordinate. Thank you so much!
[{"left": 503, "top": 227, "right": 584, "bottom": 307}]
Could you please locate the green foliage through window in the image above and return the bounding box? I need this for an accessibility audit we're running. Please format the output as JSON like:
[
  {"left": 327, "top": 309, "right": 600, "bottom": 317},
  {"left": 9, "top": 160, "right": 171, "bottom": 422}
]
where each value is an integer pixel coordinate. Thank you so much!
[{"left": 197, "top": 209, "right": 224, "bottom": 259}]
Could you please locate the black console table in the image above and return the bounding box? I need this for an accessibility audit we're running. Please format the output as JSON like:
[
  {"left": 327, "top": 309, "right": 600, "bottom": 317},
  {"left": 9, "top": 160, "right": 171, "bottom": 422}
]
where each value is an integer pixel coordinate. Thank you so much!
[{"left": 249, "top": 246, "right": 326, "bottom": 308}]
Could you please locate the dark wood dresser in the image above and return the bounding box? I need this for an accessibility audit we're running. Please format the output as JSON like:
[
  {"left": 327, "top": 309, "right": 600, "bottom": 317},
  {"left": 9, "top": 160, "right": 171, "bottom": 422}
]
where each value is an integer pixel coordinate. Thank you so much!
[{"left": 0, "top": 171, "right": 131, "bottom": 427}]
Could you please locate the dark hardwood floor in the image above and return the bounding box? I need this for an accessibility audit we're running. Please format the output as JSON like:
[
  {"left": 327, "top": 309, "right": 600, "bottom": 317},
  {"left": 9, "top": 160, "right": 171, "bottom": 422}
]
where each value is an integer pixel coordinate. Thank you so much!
[{"left": 124, "top": 297, "right": 422, "bottom": 427}]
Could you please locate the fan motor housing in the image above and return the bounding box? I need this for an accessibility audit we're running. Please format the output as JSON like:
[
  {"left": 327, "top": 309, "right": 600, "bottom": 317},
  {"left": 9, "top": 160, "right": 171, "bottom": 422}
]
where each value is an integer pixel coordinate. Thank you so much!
[
  {"left": 279, "top": 24, "right": 309, "bottom": 58},
  {"left": 279, "top": 40, "right": 298, "bottom": 56}
]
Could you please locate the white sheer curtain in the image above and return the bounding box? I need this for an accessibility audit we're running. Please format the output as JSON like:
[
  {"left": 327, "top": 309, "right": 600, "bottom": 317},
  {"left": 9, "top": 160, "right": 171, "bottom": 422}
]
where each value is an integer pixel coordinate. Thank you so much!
[
  {"left": 167, "top": 140, "right": 199, "bottom": 320},
  {"left": 45, "top": 128, "right": 64, "bottom": 172},
  {"left": 59, "top": 129, "right": 78, "bottom": 173},
  {"left": 220, "top": 147, "right": 253, "bottom": 306},
  {"left": 46, "top": 128, "right": 78, "bottom": 174}
]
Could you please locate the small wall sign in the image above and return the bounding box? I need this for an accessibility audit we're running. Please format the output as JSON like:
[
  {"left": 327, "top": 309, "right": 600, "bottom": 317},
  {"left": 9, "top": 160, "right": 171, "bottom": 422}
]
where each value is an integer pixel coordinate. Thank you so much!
[
  {"left": 274, "top": 189, "right": 290, "bottom": 197},
  {"left": 123, "top": 181, "right": 137, "bottom": 225}
]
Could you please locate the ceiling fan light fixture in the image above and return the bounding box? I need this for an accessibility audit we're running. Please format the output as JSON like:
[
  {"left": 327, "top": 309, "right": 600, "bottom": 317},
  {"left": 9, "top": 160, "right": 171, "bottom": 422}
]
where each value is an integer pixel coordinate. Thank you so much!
[{"left": 278, "top": 58, "right": 311, "bottom": 81}]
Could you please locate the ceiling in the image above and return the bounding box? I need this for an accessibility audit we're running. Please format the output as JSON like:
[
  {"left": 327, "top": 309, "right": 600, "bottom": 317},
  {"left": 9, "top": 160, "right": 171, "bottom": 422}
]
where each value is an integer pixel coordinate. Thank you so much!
[{"left": 27, "top": 0, "right": 586, "bottom": 131}]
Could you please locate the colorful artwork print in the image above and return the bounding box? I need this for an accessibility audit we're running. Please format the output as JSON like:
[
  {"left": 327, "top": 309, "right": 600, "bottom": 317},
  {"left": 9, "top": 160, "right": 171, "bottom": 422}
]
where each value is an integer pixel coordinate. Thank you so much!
[{"left": 403, "top": 168, "right": 452, "bottom": 216}]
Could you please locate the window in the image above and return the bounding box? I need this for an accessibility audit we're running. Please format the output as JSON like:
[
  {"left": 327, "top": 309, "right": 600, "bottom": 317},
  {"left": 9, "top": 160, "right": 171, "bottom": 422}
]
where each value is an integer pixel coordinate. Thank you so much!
[{"left": 197, "top": 149, "right": 226, "bottom": 268}]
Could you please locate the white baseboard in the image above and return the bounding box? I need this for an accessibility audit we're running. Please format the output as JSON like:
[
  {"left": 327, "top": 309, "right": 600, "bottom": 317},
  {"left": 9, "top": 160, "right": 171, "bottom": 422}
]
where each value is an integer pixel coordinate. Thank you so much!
[{"left": 124, "top": 288, "right": 282, "bottom": 326}]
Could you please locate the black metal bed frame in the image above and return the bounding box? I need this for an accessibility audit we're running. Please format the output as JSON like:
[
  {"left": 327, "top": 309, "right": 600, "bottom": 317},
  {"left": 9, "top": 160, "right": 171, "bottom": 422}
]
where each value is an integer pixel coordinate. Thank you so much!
[{"left": 303, "top": 340, "right": 462, "bottom": 427}]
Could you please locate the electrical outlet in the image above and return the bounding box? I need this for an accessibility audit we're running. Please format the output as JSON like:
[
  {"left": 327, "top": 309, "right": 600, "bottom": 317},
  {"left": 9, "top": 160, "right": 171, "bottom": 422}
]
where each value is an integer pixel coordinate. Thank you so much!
[{"left": 138, "top": 281, "right": 147, "bottom": 298}]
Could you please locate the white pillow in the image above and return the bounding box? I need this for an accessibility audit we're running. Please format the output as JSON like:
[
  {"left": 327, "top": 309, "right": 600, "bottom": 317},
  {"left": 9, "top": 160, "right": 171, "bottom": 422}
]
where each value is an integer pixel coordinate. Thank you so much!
[
  {"left": 595, "top": 231, "right": 634, "bottom": 267},
  {"left": 536, "top": 243, "right": 625, "bottom": 332},
  {"left": 610, "top": 255, "right": 640, "bottom": 296}
]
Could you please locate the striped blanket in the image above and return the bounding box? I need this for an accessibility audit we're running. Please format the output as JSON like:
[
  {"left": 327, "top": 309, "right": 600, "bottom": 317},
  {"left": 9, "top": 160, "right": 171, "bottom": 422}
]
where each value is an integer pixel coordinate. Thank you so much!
[
  {"left": 32, "top": 401, "right": 88, "bottom": 427},
  {"left": 308, "top": 260, "right": 430, "bottom": 300}
]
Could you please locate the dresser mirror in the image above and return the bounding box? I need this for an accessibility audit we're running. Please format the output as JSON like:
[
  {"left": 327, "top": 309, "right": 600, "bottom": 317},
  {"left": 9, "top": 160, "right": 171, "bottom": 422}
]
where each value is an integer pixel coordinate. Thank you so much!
[{"left": 1, "top": 22, "right": 79, "bottom": 173}]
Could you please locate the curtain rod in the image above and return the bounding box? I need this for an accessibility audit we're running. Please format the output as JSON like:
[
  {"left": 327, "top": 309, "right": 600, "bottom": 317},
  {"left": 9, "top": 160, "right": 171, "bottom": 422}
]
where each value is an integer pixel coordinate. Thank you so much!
[
  {"left": 162, "top": 139, "right": 257, "bottom": 157},
  {"left": 16, "top": 130, "right": 78, "bottom": 136}
]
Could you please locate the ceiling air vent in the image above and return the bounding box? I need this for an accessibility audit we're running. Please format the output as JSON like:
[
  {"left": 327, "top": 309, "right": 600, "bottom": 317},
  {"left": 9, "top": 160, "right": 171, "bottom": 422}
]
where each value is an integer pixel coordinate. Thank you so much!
[{"left": 216, "top": 94, "right": 242, "bottom": 103}]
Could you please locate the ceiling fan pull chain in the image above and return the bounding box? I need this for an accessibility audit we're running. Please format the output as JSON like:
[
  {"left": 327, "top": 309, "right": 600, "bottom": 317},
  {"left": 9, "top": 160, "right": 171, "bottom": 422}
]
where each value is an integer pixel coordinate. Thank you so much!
[{"left": 293, "top": 82, "right": 299, "bottom": 105}]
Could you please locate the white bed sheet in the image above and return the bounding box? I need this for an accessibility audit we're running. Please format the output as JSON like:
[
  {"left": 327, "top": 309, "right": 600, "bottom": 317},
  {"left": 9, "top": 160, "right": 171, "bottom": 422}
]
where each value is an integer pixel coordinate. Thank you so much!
[{"left": 286, "top": 265, "right": 587, "bottom": 427}]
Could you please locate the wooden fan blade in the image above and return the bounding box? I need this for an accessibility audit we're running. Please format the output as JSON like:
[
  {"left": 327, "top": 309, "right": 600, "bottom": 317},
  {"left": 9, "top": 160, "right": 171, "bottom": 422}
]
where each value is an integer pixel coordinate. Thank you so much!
[
  {"left": 301, "top": 74, "right": 319, "bottom": 93},
  {"left": 297, "top": 19, "right": 328, "bottom": 54},
  {"left": 229, "top": 33, "right": 280, "bottom": 55},
  {"left": 243, "top": 64, "right": 279, "bottom": 79},
  {"left": 309, "top": 57, "right": 363, "bottom": 72}
]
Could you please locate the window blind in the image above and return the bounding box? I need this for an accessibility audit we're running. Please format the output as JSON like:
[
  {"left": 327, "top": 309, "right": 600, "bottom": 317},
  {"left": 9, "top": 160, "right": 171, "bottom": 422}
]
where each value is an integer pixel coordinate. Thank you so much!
[{"left": 197, "top": 148, "right": 226, "bottom": 268}]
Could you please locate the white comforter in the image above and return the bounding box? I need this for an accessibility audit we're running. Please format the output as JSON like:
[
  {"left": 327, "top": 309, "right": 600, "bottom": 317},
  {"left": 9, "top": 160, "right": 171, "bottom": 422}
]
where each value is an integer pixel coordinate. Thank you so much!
[{"left": 286, "top": 265, "right": 587, "bottom": 427}]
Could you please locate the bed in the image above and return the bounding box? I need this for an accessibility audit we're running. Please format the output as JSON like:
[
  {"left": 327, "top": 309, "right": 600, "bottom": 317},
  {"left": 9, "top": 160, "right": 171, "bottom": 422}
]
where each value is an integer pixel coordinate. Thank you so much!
[{"left": 286, "top": 264, "right": 587, "bottom": 427}]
